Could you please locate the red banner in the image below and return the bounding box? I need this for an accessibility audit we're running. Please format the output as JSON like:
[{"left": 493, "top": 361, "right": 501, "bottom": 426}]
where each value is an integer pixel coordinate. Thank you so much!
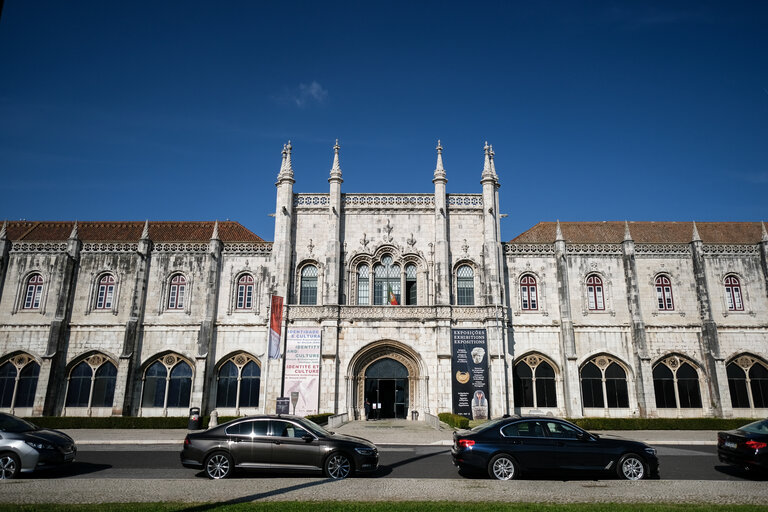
[{"left": 268, "top": 295, "right": 283, "bottom": 359}]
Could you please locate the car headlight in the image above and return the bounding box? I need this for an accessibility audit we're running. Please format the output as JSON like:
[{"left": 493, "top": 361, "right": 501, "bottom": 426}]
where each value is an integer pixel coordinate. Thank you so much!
[
  {"left": 355, "top": 447, "right": 376, "bottom": 456},
  {"left": 644, "top": 447, "right": 657, "bottom": 456},
  {"left": 26, "top": 440, "right": 55, "bottom": 451}
]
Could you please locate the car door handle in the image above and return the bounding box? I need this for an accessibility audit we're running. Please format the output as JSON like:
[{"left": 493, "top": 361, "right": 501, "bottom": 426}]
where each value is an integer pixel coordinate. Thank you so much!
[
  {"left": 510, "top": 440, "right": 522, "bottom": 445},
  {"left": 273, "top": 441, "right": 282, "bottom": 445}
]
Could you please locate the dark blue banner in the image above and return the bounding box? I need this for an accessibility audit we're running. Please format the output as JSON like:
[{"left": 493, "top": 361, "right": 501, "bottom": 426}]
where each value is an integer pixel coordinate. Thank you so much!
[{"left": 451, "top": 329, "right": 489, "bottom": 420}]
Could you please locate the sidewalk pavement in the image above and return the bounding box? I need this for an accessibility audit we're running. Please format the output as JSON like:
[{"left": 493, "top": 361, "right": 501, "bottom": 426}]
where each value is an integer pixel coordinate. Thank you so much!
[{"left": 62, "top": 420, "right": 720, "bottom": 446}]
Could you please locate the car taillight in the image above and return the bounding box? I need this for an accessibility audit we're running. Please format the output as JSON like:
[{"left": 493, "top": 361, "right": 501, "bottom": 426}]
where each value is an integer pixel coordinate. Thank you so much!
[
  {"left": 457, "top": 439, "right": 475, "bottom": 449},
  {"left": 746, "top": 440, "right": 767, "bottom": 450},
  {"left": 184, "top": 436, "right": 190, "bottom": 447}
]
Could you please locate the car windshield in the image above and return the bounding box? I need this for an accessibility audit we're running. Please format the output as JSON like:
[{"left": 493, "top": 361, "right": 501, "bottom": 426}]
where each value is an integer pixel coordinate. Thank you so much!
[
  {"left": 301, "top": 417, "right": 332, "bottom": 437},
  {"left": 0, "top": 414, "right": 38, "bottom": 433},
  {"left": 470, "top": 418, "right": 506, "bottom": 432},
  {"left": 740, "top": 419, "right": 768, "bottom": 435}
]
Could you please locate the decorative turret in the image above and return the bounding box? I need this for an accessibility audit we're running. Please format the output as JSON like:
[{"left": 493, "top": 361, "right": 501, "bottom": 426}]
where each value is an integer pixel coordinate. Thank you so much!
[
  {"left": 67, "top": 221, "right": 81, "bottom": 259},
  {"left": 273, "top": 141, "right": 297, "bottom": 300},
  {"left": 480, "top": 142, "right": 502, "bottom": 304},
  {"left": 329, "top": 139, "right": 343, "bottom": 183},
  {"left": 211, "top": 220, "right": 220, "bottom": 240},
  {"left": 433, "top": 140, "right": 446, "bottom": 183},
  {"left": 433, "top": 140, "right": 450, "bottom": 304},
  {"left": 762, "top": 221, "right": 768, "bottom": 242},
  {"left": 141, "top": 220, "right": 150, "bottom": 240},
  {"left": 276, "top": 141, "right": 295, "bottom": 184},
  {"left": 556, "top": 220, "right": 564, "bottom": 242},
  {"left": 326, "top": 140, "right": 343, "bottom": 304},
  {"left": 692, "top": 221, "right": 702, "bottom": 243},
  {"left": 624, "top": 220, "right": 633, "bottom": 242},
  {"left": 0, "top": 221, "right": 6, "bottom": 240},
  {"left": 481, "top": 142, "right": 494, "bottom": 181}
]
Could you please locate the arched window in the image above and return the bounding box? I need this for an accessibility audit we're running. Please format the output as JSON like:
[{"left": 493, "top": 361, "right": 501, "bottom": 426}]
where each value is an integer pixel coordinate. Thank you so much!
[
  {"left": 727, "top": 356, "right": 768, "bottom": 408},
  {"left": 520, "top": 275, "right": 538, "bottom": 311},
  {"left": 580, "top": 356, "right": 629, "bottom": 408},
  {"left": 513, "top": 356, "right": 556, "bottom": 408},
  {"left": 724, "top": 275, "right": 744, "bottom": 311},
  {"left": 0, "top": 356, "right": 40, "bottom": 409},
  {"left": 65, "top": 357, "right": 117, "bottom": 409},
  {"left": 23, "top": 274, "right": 44, "bottom": 310},
  {"left": 652, "top": 356, "right": 701, "bottom": 409},
  {"left": 141, "top": 355, "right": 192, "bottom": 409},
  {"left": 300, "top": 265, "right": 318, "bottom": 305},
  {"left": 96, "top": 274, "right": 116, "bottom": 310},
  {"left": 236, "top": 274, "right": 254, "bottom": 310},
  {"left": 357, "top": 264, "right": 369, "bottom": 305},
  {"left": 374, "top": 256, "right": 400, "bottom": 305},
  {"left": 168, "top": 274, "right": 186, "bottom": 310},
  {"left": 655, "top": 275, "right": 674, "bottom": 311},
  {"left": 586, "top": 275, "right": 604, "bottom": 311},
  {"left": 405, "top": 264, "right": 417, "bottom": 305},
  {"left": 456, "top": 265, "right": 474, "bottom": 305},
  {"left": 216, "top": 355, "right": 261, "bottom": 409}
]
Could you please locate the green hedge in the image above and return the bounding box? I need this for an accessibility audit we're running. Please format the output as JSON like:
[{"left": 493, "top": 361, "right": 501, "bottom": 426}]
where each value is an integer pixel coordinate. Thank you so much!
[
  {"left": 24, "top": 413, "right": 334, "bottom": 430},
  {"left": 438, "top": 412, "right": 470, "bottom": 429},
  {"left": 569, "top": 417, "right": 756, "bottom": 431}
]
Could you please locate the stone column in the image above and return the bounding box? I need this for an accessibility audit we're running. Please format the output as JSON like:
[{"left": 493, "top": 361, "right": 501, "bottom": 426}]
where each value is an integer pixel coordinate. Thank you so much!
[
  {"left": 759, "top": 222, "right": 768, "bottom": 300},
  {"left": 325, "top": 141, "right": 343, "bottom": 305},
  {"left": 554, "top": 222, "right": 581, "bottom": 417},
  {"left": 0, "top": 222, "right": 10, "bottom": 302},
  {"left": 433, "top": 141, "right": 451, "bottom": 305},
  {"left": 272, "top": 142, "right": 296, "bottom": 301},
  {"left": 198, "top": 223, "right": 223, "bottom": 414}
]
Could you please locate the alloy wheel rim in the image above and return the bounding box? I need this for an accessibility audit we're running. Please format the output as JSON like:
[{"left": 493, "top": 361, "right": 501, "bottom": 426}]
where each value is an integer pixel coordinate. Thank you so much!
[
  {"left": 0, "top": 456, "right": 15, "bottom": 479},
  {"left": 493, "top": 458, "right": 515, "bottom": 480},
  {"left": 328, "top": 455, "right": 350, "bottom": 479},
  {"left": 207, "top": 455, "right": 230, "bottom": 479},
  {"left": 622, "top": 458, "right": 644, "bottom": 480}
]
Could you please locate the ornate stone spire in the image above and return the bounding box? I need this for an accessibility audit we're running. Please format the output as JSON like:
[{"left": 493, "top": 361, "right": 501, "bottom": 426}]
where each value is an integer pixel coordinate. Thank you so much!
[
  {"left": 141, "top": 220, "right": 150, "bottom": 240},
  {"left": 624, "top": 220, "right": 633, "bottom": 242},
  {"left": 762, "top": 221, "right": 768, "bottom": 242},
  {"left": 211, "top": 220, "right": 220, "bottom": 240},
  {"left": 691, "top": 221, "right": 702, "bottom": 242},
  {"left": 555, "top": 220, "right": 564, "bottom": 242},
  {"left": 489, "top": 145, "right": 498, "bottom": 179},
  {"left": 481, "top": 141, "right": 493, "bottom": 180},
  {"left": 433, "top": 140, "right": 446, "bottom": 182},
  {"left": 0, "top": 220, "right": 6, "bottom": 240},
  {"left": 277, "top": 141, "right": 294, "bottom": 181},
  {"left": 69, "top": 221, "right": 79, "bottom": 240},
  {"left": 329, "top": 139, "right": 343, "bottom": 182}
]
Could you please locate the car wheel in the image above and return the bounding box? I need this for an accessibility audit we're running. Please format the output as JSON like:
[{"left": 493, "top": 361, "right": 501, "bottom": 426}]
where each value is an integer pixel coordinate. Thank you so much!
[
  {"left": 0, "top": 453, "right": 20, "bottom": 480},
  {"left": 617, "top": 453, "right": 646, "bottom": 480},
  {"left": 324, "top": 452, "right": 352, "bottom": 479},
  {"left": 488, "top": 454, "right": 518, "bottom": 480},
  {"left": 205, "top": 452, "right": 233, "bottom": 479}
]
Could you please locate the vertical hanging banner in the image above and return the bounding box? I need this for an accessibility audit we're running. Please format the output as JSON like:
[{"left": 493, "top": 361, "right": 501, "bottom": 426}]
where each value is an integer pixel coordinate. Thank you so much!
[
  {"left": 283, "top": 327, "right": 322, "bottom": 416},
  {"left": 451, "top": 329, "right": 489, "bottom": 420},
  {"left": 268, "top": 295, "right": 283, "bottom": 359}
]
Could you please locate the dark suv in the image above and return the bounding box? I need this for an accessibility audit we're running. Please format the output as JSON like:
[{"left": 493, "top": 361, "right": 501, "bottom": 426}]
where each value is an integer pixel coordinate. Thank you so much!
[{"left": 181, "top": 414, "right": 378, "bottom": 479}]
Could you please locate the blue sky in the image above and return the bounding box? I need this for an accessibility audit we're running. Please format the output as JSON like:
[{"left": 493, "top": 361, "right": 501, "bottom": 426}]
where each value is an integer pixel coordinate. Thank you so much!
[{"left": 1, "top": 1, "right": 766, "bottom": 241}]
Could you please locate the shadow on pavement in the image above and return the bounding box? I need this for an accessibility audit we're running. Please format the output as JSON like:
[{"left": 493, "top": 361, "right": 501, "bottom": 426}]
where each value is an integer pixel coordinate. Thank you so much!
[
  {"left": 714, "top": 464, "right": 768, "bottom": 481},
  {"left": 31, "top": 461, "right": 112, "bottom": 479},
  {"left": 178, "top": 478, "right": 338, "bottom": 511}
]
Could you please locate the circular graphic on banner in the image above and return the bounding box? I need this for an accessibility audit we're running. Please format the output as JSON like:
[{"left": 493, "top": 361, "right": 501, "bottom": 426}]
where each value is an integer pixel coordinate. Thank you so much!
[{"left": 456, "top": 371, "right": 470, "bottom": 384}]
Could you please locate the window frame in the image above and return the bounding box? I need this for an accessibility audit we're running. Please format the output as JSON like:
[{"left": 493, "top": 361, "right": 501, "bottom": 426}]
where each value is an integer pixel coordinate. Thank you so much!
[
  {"left": 299, "top": 265, "right": 318, "bottom": 305},
  {"left": 585, "top": 274, "right": 605, "bottom": 311},
  {"left": 22, "top": 273, "right": 44, "bottom": 310},
  {"left": 95, "top": 274, "right": 117, "bottom": 311},
  {"left": 456, "top": 264, "right": 475, "bottom": 306},
  {"left": 235, "top": 274, "right": 255, "bottom": 310},
  {"left": 167, "top": 273, "right": 187, "bottom": 311},
  {"left": 520, "top": 274, "right": 538, "bottom": 311},
  {"left": 580, "top": 356, "right": 629, "bottom": 409},
  {"left": 654, "top": 275, "right": 674, "bottom": 311},
  {"left": 724, "top": 275, "right": 744, "bottom": 312}
]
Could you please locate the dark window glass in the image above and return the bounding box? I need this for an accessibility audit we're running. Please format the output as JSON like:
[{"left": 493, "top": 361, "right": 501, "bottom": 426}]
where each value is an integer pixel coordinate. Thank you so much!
[
  {"left": 167, "top": 362, "right": 192, "bottom": 408},
  {"left": 300, "top": 265, "right": 318, "bottom": 305},
  {"left": 0, "top": 362, "right": 17, "bottom": 408},
  {"left": 513, "top": 362, "right": 534, "bottom": 408},
  {"left": 604, "top": 362, "right": 629, "bottom": 408},
  {"left": 357, "top": 265, "right": 369, "bottom": 305},
  {"left": 365, "top": 358, "right": 408, "bottom": 379},
  {"left": 239, "top": 361, "right": 261, "bottom": 408},
  {"left": 727, "top": 363, "right": 750, "bottom": 408},
  {"left": 226, "top": 421, "right": 253, "bottom": 436},
  {"left": 15, "top": 362, "right": 39, "bottom": 407},
  {"left": 676, "top": 363, "right": 702, "bottom": 408},
  {"left": 580, "top": 362, "right": 603, "bottom": 408},
  {"left": 535, "top": 362, "right": 557, "bottom": 407},
  {"left": 544, "top": 421, "right": 581, "bottom": 439},
  {"left": 405, "top": 264, "right": 417, "bottom": 305},
  {"left": 653, "top": 364, "right": 676, "bottom": 408},
  {"left": 271, "top": 420, "right": 309, "bottom": 438},
  {"left": 456, "top": 265, "right": 474, "bottom": 305},
  {"left": 216, "top": 361, "right": 238, "bottom": 408},
  {"left": 142, "top": 362, "right": 167, "bottom": 407},
  {"left": 749, "top": 363, "right": 768, "bottom": 408},
  {"left": 66, "top": 362, "right": 93, "bottom": 407},
  {"left": 92, "top": 362, "right": 117, "bottom": 407},
  {"left": 503, "top": 421, "right": 544, "bottom": 437}
]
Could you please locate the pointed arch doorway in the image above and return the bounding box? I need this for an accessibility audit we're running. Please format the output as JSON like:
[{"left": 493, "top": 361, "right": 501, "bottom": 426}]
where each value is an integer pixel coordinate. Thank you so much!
[{"left": 365, "top": 358, "right": 408, "bottom": 419}]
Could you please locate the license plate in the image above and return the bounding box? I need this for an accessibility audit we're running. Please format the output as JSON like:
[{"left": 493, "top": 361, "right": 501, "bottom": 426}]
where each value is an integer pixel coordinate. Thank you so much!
[
  {"left": 64, "top": 452, "right": 75, "bottom": 461},
  {"left": 725, "top": 441, "right": 738, "bottom": 449}
]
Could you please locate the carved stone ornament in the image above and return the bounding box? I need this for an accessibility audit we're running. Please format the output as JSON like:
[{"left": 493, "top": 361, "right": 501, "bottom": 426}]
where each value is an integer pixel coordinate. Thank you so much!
[
  {"left": 360, "top": 233, "right": 369, "bottom": 248},
  {"left": 462, "top": 239, "right": 469, "bottom": 256},
  {"left": 8, "top": 354, "right": 34, "bottom": 369},
  {"left": 308, "top": 239, "right": 315, "bottom": 255},
  {"left": 523, "top": 354, "right": 544, "bottom": 369},
  {"left": 384, "top": 219, "right": 394, "bottom": 242},
  {"left": 407, "top": 233, "right": 416, "bottom": 247},
  {"left": 85, "top": 354, "right": 106, "bottom": 367},
  {"left": 734, "top": 355, "right": 760, "bottom": 371}
]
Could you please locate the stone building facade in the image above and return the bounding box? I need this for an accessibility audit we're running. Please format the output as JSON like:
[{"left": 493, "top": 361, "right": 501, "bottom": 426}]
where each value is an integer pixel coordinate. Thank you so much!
[{"left": 1, "top": 141, "right": 766, "bottom": 420}]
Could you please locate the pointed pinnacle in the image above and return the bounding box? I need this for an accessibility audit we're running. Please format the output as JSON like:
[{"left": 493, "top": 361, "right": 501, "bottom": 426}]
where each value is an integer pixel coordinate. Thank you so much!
[
  {"left": 434, "top": 139, "right": 446, "bottom": 181},
  {"left": 761, "top": 221, "right": 768, "bottom": 242},
  {"left": 330, "top": 139, "right": 342, "bottom": 181},
  {"left": 556, "top": 220, "right": 564, "bottom": 242},
  {"left": 69, "top": 221, "right": 79, "bottom": 240},
  {"left": 624, "top": 220, "right": 632, "bottom": 242},
  {"left": 482, "top": 141, "right": 493, "bottom": 178},
  {"left": 0, "top": 220, "right": 6, "bottom": 240},
  {"left": 141, "top": 220, "right": 150, "bottom": 240},
  {"left": 692, "top": 221, "right": 702, "bottom": 242},
  {"left": 211, "top": 220, "right": 220, "bottom": 240}
]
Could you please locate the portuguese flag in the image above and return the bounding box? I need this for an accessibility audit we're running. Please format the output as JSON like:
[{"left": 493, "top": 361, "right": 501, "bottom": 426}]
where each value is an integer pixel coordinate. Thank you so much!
[{"left": 388, "top": 284, "right": 399, "bottom": 305}]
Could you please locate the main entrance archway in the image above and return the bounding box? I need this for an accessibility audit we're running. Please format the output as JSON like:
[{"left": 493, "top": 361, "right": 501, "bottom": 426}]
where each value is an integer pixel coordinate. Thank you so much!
[{"left": 348, "top": 340, "right": 424, "bottom": 420}]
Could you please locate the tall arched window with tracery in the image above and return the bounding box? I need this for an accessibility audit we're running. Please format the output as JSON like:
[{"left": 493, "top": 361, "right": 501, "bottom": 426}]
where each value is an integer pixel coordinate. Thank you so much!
[
  {"left": 357, "top": 264, "right": 370, "bottom": 305},
  {"left": 580, "top": 356, "right": 629, "bottom": 408},
  {"left": 141, "top": 355, "right": 192, "bottom": 410},
  {"left": 23, "top": 273, "right": 44, "bottom": 310},
  {"left": 520, "top": 275, "right": 538, "bottom": 311},
  {"left": 727, "top": 355, "right": 768, "bottom": 408},
  {"left": 655, "top": 275, "right": 674, "bottom": 311},
  {"left": 96, "top": 274, "right": 116, "bottom": 310},
  {"left": 513, "top": 355, "right": 556, "bottom": 408},
  {"left": 456, "top": 265, "right": 474, "bottom": 305},
  {"left": 236, "top": 274, "right": 254, "bottom": 310},
  {"left": 724, "top": 275, "right": 744, "bottom": 311},
  {"left": 300, "top": 265, "right": 318, "bottom": 305},
  {"left": 652, "top": 356, "right": 701, "bottom": 409},
  {"left": 168, "top": 274, "right": 186, "bottom": 310},
  {"left": 586, "top": 274, "right": 604, "bottom": 311},
  {"left": 0, "top": 355, "right": 39, "bottom": 409},
  {"left": 65, "top": 355, "right": 117, "bottom": 409},
  {"left": 216, "top": 354, "right": 261, "bottom": 410},
  {"left": 374, "top": 256, "right": 400, "bottom": 305}
]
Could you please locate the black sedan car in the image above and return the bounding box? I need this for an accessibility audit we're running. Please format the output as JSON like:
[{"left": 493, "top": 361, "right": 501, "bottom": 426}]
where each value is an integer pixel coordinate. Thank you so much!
[
  {"left": 181, "top": 414, "right": 378, "bottom": 479},
  {"left": 0, "top": 412, "right": 77, "bottom": 479},
  {"left": 718, "top": 418, "right": 768, "bottom": 472},
  {"left": 452, "top": 415, "right": 658, "bottom": 480}
]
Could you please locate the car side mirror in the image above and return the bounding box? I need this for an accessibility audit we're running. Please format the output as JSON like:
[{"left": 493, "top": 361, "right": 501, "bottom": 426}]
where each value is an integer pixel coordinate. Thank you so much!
[
  {"left": 577, "top": 432, "right": 590, "bottom": 441},
  {"left": 302, "top": 434, "right": 314, "bottom": 443}
]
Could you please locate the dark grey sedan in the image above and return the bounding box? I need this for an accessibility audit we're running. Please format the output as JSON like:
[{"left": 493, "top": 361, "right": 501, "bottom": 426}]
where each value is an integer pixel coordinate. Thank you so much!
[
  {"left": 0, "top": 412, "right": 77, "bottom": 479},
  {"left": 181, "top": 414, "right": 379, "bottom": 479}
]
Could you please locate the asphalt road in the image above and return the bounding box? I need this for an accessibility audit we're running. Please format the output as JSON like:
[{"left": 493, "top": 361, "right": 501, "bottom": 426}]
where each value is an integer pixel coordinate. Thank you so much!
[{"left": 29, "top": 444, "right": 768, "bottom": 482}]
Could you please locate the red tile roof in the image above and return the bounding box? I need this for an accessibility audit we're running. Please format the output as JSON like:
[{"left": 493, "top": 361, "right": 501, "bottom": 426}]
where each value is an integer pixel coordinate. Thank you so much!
[
  {"left": 510, "top": 221, "right": 766, "bottom": 245},
  {"left": 1, "top": 221, "right": 265, "bottom": 243}
]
